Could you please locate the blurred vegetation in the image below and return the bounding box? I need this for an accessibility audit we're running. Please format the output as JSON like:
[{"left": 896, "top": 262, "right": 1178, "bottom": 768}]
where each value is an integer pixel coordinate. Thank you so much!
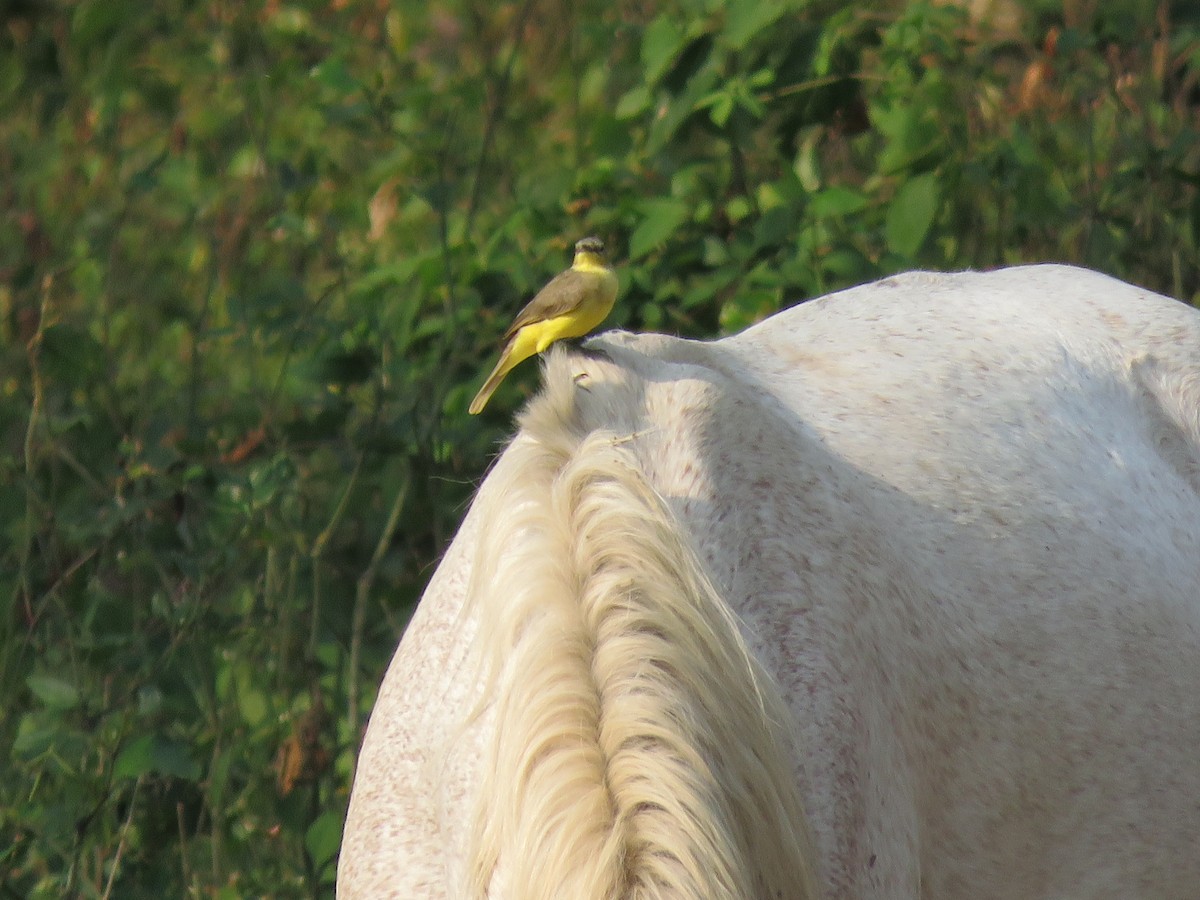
[{"left": 2, "top": 0, "right": 1198, "bottom": 895}]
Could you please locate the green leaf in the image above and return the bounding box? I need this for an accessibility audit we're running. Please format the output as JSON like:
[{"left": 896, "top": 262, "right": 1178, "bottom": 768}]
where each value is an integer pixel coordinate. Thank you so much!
[
  {"left": 701, "top": 236, "right": 731, "bottom": 267},
  {"left": 753, "top": 206, "right": 791, "bottom": 250},
  {"left": 615, "top": 85, "right": 652, "bottom": 120},
  {"left": 114, "top": 734, "right": 155, "bottom": 778},
  {"left": 810, "top": 186, "right": 869, "bottom": 218},
  {"left": 629, "top": 199, "right": 690, "bottom": 259},
  {"left": 151, "top": 737, "right": 201, "bottom": 780},
  {"left": 705, "top": 91, "right": 735, "bottom": 127},
  {"left": 237, "top": 675, "right": 269, "bottom": 726},
  {"left": 820, "top": 248, "right": 874, "bottom": 281},
  {"left": 725, "top": 196, "right": 753, "bottom": 223},
  {"left": 13, "top": 713, "right": 57, "bottom": 757},
  {"left": 645, "top": 67, "right": 719, "bottom": 154},
  {"left": 71, "top": 0, "right": 133, "bottom": 49},
  {"left": 26, "top": 675, "right": 80, "bottom": 711},
  {"left": 248, "top": 453, "right": 298, "bottom": 507},
  {"left": 873, "top": 102, "right": 941, "bottom": 174},
  {"left": 137, "top": 685, "right": 164, "bottom": 716},
  {"left": 793, "top": 131, "right": 822, "bottom": 192},
  {"left": 305, "top": 811, "right": 343, "bottom": 869},
  {"left": 39, "top": 323, "right": 106, "bottom": 388},
  {"left": 311, "top": 56, "right": 357, "bottom": 96},
  {"left": 724, "top": 0, "right": 787, "bottom": 51},
  {"left": 885, "top": 173, "right": 941, "bottom": 258},
  {"left": 641, "top": 15, "right": 689, "bottom": 85},
  {"left": 720, "top": 286, "right": 780, "bottom": 333},
  {"left": 115, "top": 734, "right": 201, "bottom": 781}
]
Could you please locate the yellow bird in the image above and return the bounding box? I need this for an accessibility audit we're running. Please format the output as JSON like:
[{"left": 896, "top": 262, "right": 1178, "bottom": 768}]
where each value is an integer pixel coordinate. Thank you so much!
[{"left": 469, "top": 236, "right": 618, "bottom": 415}]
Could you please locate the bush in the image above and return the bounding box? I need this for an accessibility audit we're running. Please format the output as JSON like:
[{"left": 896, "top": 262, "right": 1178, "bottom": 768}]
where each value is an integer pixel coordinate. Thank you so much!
[{"left": 2, "top": 0, "right": 1197, "bottom": 895}]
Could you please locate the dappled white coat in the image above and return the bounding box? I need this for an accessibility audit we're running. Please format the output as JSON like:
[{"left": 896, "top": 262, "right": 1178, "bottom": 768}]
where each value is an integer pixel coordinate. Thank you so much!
[{"left": 339, "top": 265, "right": 1200, "bottom": 899}]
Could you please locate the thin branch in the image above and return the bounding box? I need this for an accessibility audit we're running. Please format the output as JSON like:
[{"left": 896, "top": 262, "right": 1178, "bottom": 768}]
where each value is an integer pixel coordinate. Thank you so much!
[
  {"left": 347, "top": 469, "right": 411, "bottom": 781},
  {"left": 310, "top": 453, "right": 364, "bottom": 659},
  {"left": 176, "top": 801, "right": 193, "bottom": 892},
  {"left": 464, "top": 0, "right": 538, "bottom": 231},
  {"left": 26, "top": 546, "right": 99, "bottom": 633},
  {"left": 758, "top": 71, "right": 882, "bottom": 103},
  {"left": 54, "top": 445, "right": 108, "bottom": 496},
  {"left": 12, "top": 274, "right": 52, "bottom": 649},
  {"left": 204, "top": 733, "right": 222, "bottom": 887},
  {"left": 101, "top": 776, "right": 143, "bottom": 900},
  {"left": 265, "top": 280, "right": 340, "bottom": 420}
]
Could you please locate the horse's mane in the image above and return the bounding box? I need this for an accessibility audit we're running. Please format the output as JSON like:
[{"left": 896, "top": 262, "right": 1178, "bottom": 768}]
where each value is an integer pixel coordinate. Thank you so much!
[{"left": 462, "top": 347, "right": 819, "bottom": 900}]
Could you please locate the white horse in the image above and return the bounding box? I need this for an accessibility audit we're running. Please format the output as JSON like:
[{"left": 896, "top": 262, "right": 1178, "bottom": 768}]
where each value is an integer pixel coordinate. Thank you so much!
[{"left": 339, "top": 265, "right": 1200, "bottom": 899}]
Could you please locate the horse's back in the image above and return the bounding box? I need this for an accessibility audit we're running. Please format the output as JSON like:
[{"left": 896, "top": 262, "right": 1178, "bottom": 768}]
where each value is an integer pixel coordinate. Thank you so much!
[{"left": 340, "top": 265, "right": 1200, "bottom": 899}]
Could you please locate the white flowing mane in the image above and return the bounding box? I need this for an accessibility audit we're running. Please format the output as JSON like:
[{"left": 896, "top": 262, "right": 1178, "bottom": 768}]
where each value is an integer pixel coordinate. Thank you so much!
[{"left": 463, "top": 357, "right": 819, "bottom": 899}]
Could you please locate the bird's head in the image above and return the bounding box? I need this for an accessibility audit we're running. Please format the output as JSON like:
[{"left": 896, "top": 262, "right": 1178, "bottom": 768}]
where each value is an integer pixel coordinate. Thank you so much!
[{"left": 573, "top": 236, "right": 608, "bottom": 266}]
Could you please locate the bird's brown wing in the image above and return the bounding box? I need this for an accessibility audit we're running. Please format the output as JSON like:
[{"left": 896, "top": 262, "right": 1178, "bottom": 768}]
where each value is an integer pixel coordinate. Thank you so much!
[{"left": 502, "top": 269, "right": 594, "bottom": 340}]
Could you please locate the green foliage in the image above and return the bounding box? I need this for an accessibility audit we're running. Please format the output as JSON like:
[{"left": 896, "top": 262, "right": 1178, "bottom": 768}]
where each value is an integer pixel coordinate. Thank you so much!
[{"left": 2, "top": 0, "right": 1198, "bottom": 895}]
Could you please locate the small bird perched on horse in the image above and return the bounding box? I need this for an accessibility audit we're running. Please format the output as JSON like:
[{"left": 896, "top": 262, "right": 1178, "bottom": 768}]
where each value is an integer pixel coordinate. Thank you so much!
[{"left": 469, "top": 236, "right": 618, "bottom": 415}]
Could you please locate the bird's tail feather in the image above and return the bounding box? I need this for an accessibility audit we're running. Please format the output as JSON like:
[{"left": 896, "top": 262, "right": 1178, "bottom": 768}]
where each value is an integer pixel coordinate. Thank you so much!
[{"left": 469, "top": 348, "right": 515, "bottom": 415}]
